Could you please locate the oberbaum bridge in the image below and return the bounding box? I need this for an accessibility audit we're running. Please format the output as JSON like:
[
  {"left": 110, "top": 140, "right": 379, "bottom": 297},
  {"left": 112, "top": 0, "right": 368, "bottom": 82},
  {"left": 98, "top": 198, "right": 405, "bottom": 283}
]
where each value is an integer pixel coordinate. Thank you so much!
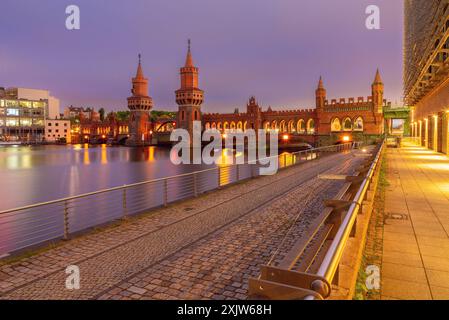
[{"left": 72, "top": 42, "right": 410, "bottom": 147}]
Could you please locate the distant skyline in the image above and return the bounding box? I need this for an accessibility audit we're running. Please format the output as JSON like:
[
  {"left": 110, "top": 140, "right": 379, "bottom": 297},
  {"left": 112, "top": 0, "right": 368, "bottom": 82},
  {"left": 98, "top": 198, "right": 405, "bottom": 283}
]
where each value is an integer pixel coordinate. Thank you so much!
[{"left": 0, "top": 0, "right": 403, "bottom": 112}]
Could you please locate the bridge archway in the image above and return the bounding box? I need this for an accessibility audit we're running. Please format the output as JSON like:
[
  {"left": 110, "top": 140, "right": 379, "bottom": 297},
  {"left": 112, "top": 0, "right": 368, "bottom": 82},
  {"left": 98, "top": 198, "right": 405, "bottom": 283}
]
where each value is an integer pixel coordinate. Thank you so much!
[
  {"left": 223, "top": 122, "right": 229, "bottom": 131},
  {"left": 230, "top": 121, "right": 236, "bottom": 131},
  {"left": 217, "top": 122, "right": 223, "bottom": 131},
  {"left": 243, "top": 121, "right": 248, "bottom": 131},
  {"left": 354, "top": 117, "right": 364, "bottom": 131},
  {"left": 279, "top": 120, "right": 287, "bottom": 133},
  {"left": 307, "top": 119, "right": 315, "bottom": 134},
  {"left": 271, "top": 120, "right": 278, "bottom": 131},
  {"left": 288, "top": 120, "right": 295, "bottom": 133},
  {"left": 331, "top": 118, "right": 341, "bottom": 132},
  {"left": 297, "top": 119, "right": 305, "bottom": 133},
  {"left": 237, "top": 121, "right": 243, "bottom": 131},
  {"left": 263, "top": 121, "right": 270, "bottom": 131},
  {"left": 205, "top": 122, "right": 211, "bottom": 130},
  {"left": 155, "top": 121, "right": 176, "bottom": 133},
  {"left": 343, "top": 117, "right": 352, "bottom": 131}
]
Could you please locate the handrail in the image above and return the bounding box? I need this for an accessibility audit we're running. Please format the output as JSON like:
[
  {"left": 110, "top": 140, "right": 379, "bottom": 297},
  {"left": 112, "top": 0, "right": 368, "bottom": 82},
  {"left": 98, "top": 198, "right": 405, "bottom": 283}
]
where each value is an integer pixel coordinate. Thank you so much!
[
  {"left": 0, "top": 141, "right": 358, "bottom": 256},
  {"left": 305, "top": 140, "right": 384, "bottom": 299},
  {"left": 0, "top": 142, "right": 356, "bottom": 215}
]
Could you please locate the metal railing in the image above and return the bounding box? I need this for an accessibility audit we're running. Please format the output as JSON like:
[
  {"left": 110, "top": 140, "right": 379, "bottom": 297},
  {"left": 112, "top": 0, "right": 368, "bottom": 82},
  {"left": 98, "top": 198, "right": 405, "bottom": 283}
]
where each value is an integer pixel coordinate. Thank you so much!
[
  {"left": 248, "top": 140, "right": 384, "bottom": 300},
  {"left": 0, "top": 142, "right": 358, "bottom": 257},
  {"left": 306, "top": 140, "right": 384, "bottom": 299}
]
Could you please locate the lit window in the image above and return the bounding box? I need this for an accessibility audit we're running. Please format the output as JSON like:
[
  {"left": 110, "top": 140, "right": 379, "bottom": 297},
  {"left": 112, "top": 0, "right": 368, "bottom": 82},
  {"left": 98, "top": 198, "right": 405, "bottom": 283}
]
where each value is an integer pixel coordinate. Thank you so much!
[{"left": 6, "top": 109, "right": 19, "bottom": 116}]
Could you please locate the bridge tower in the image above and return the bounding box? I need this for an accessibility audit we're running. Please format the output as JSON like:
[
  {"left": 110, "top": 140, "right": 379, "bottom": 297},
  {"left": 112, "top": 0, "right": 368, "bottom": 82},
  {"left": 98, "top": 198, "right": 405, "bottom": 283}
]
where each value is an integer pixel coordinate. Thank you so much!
[
  {"left": 372, "top": 69, "right": 384, "bottom": 114},
  {"left": 127, "top": 54, "right": 153, "bottom": 146},
  {"left": 315, "top": 76, "right": 327, "bottom": 111},
  {"left": 175, "top": 40, "right": 204, "bottom": 138}
]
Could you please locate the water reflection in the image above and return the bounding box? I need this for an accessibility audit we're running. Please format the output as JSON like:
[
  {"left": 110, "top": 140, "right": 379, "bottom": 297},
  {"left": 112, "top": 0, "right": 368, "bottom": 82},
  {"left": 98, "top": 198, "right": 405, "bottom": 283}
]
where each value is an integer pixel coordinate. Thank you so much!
[
  {"left": 0, "top": 145, "right": 214, "bottom": 210},
  {"left": 0, "top": 145, "right": 297, "bottom": 211}
]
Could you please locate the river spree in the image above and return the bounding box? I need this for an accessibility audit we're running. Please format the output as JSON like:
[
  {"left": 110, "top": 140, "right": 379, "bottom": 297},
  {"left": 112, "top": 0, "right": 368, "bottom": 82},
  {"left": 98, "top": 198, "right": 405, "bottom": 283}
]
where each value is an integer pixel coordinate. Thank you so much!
[{"left": 0, "top": 144, "right": 215, "bottom": 211}]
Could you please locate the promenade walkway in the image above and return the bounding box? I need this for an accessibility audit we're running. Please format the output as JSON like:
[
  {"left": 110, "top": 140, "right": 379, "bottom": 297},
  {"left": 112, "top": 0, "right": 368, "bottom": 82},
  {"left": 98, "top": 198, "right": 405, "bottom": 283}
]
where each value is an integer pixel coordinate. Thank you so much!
[
  {"left": 0, "top": 149, "right": 365, "bottom": 300},
  {"left": 380, "top": 143, "right": 449, "bottom": 300}
]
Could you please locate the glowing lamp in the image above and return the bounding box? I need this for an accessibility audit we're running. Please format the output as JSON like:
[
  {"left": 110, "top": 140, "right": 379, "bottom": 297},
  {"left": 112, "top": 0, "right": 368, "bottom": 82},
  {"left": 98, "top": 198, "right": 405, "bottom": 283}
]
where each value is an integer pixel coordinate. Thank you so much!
[
  {"left": 102, "top": 135, "right": 106, "bottom": 139},
  {"left": 282, "top": 134, "right": 289, "bottom": 141},
  {"left": 222, "top": 133, "right": 227, "bottom": 139},
  {"left": 84, "top": 135, "right": 89, "bottom": 140},
  {"left": 343, "top": 135, "right": 350, "bottom": 142}
]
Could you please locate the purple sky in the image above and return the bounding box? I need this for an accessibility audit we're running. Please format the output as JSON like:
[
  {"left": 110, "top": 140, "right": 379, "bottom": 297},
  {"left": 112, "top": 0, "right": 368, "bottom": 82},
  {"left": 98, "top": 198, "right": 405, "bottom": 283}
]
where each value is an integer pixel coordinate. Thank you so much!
[{"left": 0, "top": 0, "right": 403, "bottom": 113}]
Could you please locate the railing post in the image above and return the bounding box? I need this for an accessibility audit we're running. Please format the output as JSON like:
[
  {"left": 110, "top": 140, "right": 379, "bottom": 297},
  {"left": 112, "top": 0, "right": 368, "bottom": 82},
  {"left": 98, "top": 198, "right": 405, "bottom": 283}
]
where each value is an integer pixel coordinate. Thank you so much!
[
  {"left": 164, "top": 179, "right": 168, "bottom": 206},
  {"left": 284, "top": 153, "right": 287, "bottom": 167},
  {"left": 63, "top": 200, "right": 69, "bottom": 240},
  {"left": 236, "top": 164, "right": 240, "bottom": 181},
  {"left": 122, "top": 187, "right": 127, "bottom": 217},
  {"left": 217, "top": 167, "right": 221, "bottom": 187},
  {"left": 193, "top": 173, "right": 198, "bottom": 197}
]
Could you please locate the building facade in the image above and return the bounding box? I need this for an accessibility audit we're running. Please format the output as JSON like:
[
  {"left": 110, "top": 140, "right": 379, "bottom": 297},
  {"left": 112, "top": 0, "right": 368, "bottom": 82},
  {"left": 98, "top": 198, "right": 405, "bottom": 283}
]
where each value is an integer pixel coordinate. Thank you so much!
[
  {"left": 0, "top": 87, "right": 50, "bottom": 142},
  {"left": 64, "top": 106, "right": 100, "bottom": 122},
  {"left": 405, "top": 1, "right": 449, "bottom": 153},
  {"left": 65, "top": 43, "right": 387, "bottom": 146},
  {"left": 45, "top": 119, "right": 71, "bottom": 143},
  {"left": 203, "top": 71, "right": 387, "bottom": 145}
]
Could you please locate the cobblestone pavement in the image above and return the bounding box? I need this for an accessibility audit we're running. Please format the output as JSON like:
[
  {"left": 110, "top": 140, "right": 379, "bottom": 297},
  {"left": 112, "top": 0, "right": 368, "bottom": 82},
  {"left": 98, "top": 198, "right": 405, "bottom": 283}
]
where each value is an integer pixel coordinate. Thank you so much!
[{"left": 0, "top": 150, "right": 365, "bottom": 300}]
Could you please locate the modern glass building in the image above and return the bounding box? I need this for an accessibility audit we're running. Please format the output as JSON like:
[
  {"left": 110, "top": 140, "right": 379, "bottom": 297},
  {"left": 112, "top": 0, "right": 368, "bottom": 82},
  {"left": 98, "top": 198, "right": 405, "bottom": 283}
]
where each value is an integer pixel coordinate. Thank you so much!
[
  {"left": 405, "top": 0, "right": 449, "bottom": 153},
  {"left": 0, "top": 88, "right": 47, "bottom": 143}
]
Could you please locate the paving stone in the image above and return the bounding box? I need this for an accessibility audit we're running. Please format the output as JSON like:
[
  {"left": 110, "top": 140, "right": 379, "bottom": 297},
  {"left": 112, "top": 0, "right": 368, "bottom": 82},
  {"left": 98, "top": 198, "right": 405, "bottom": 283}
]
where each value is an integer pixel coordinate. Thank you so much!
[{"left": 0, "top": 152, "right": 364, "bottom": 300}]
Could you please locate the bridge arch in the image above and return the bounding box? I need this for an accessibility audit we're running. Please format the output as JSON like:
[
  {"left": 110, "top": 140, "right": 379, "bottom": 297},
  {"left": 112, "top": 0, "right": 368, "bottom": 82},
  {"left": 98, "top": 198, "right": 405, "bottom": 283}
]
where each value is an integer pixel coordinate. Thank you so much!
[
  {"left": 271, "top": 120, "right": 278, "bottom": 131},
  {"left": 307, "top": 119, "right": 315, "bottom": 134},
  {"left": 288, "top": 120, "right": 295, "bottom": 133},
  {"left": 223, "top": 122, "right": 229, "bottom": 131},
  {"left": 279, "top": 120, "right": 287, "bottom": 133},
  {"left": 217, "top": 122, "right": 223, "bottom": 131},
  {"left": 230, "top": 121, "right": 236, "bottom": 131},
  {"left": 343, "top": 117, "right": 352, "bottom": 131},
  {"left": 155, "top": 121, "right": 176, "bottom": 132},
  {"left": 331, "top": 118, "right": 342, "bottom": 132},
  {"left": 205, "top": 122, "right": 211, "bottom": 130},
  {"left": 353, "top": 116, "right": 364, "bottom": 131},
  {"left": 297, "top": 119, "right": 305, "bottom": 133}
]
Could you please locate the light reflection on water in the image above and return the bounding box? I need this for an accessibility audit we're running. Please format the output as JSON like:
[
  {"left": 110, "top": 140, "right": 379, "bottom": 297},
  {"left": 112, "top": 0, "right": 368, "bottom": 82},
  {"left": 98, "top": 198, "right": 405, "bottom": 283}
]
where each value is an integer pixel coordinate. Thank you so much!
[
  {"left": 0, "top": 145, "right": 296, "bottom": 211},
  {"left": 0, "top": 145, "right": 213, "bottom": 210}
]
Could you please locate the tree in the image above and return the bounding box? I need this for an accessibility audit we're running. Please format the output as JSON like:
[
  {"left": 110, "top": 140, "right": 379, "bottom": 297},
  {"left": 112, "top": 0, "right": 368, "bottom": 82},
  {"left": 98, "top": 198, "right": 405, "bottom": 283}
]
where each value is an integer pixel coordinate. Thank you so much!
[
  {"left": 99, "top": 108, "right": 105, "bottom": 121},
  {"left": 116, "top": 111, "right": 131, "bottom": 122}
]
